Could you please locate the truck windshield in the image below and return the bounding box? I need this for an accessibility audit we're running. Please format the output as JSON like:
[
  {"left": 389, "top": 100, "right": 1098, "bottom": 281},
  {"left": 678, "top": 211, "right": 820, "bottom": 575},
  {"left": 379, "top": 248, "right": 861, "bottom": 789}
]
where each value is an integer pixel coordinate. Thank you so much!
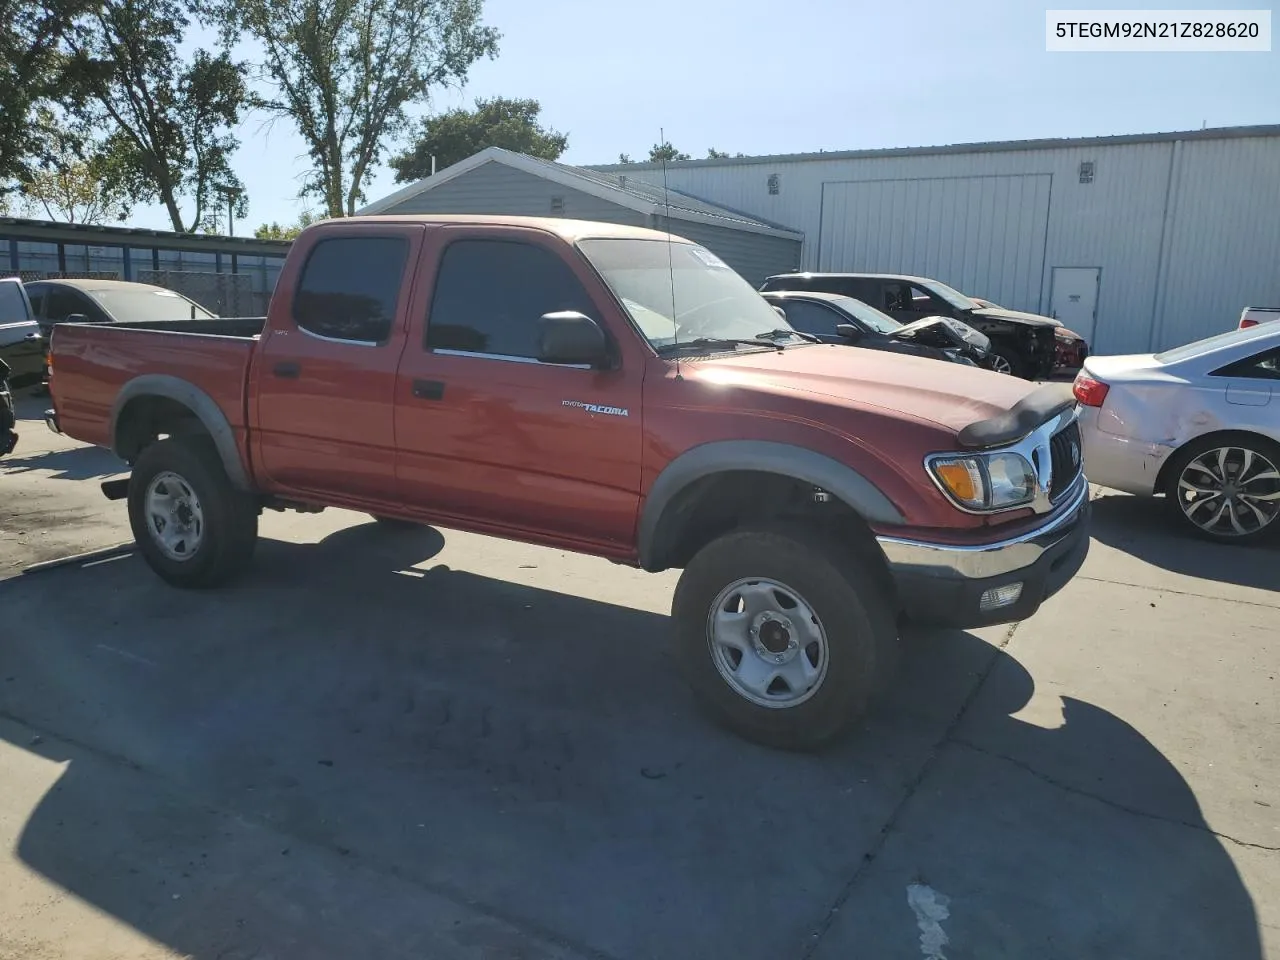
[
  {"left": 578, "top": 238, "right": 804, "bottom": 351},
  {"left": 87, "top": 287, "right": 218, "bottom": 322}
]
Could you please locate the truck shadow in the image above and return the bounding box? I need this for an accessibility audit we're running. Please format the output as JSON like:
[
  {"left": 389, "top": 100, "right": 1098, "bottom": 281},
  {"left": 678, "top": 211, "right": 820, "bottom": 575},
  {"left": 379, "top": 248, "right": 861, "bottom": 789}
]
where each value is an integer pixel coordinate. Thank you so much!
[
  {"left": 0, "top": 523, "right": 1262, "bottom": 960},
  {"left": 1090, "top": 490, "right": 1280, "bottom": 592},
  {"left": 0, "top": 445, "right": 128, "bottom": 482}
]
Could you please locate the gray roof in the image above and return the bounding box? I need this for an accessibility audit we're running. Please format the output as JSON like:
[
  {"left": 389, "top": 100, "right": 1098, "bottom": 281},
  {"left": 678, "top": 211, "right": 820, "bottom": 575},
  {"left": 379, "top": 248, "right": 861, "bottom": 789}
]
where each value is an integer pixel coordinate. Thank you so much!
[
  {"left": 356, "top": 147, "right": 802, "bottom": 240},
  {"left": 590, "top": 123, "right": 1280, "bottom": 172}
]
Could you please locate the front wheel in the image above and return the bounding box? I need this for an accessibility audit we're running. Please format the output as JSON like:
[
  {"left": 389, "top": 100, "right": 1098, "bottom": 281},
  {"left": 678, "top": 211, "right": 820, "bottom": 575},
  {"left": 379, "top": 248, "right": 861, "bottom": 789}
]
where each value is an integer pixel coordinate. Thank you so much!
[
  {"left": 128, "top": 437, "right": 259, "bottom": 588},
  {"left": 672, "top": 526, "right": 898, "bottom": 751},
  {"left": 1164, "top": 435, "right": 1280, "bottom": 544},
  {"left": 987, "top": 349, "right": 1025, "bottom": 378}
]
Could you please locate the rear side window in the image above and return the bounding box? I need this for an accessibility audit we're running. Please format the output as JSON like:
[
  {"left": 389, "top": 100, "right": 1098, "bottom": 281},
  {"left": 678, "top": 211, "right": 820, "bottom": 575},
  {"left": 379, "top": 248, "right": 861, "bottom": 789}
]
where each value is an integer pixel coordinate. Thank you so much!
[
  {"left": 294, "top": 237, "right": 408, "bottom": 344},
  {"left": 45, "top": 287, "right": 94, "bottom": 322},
  {"left": 426, "top": 239, "right": 595, "bottom": 358},
  {"left": 24, "top": 285, "right": 45, "bottom": 318},
  {"left": 1212, "top": 347, "right": 1280, "bottom": 381}
]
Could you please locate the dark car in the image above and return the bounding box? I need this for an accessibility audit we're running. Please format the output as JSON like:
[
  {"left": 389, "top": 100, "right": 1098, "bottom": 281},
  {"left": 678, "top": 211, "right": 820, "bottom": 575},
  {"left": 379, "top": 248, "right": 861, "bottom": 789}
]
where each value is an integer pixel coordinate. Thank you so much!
[
  {"left": 25, "top": 278, "right": 217, "bottom": 339},
  {"left": 0, "top": 357, "right": 16, "bottom": 456},
  {"left": 0, "top": 277, "right": 47, "bottom": 390},
  {"left": 761, "top": 272, "right": 1063, "bottom": 379},
  {"left": 760, "top": 290, "right": 992, "bottom": 367}
]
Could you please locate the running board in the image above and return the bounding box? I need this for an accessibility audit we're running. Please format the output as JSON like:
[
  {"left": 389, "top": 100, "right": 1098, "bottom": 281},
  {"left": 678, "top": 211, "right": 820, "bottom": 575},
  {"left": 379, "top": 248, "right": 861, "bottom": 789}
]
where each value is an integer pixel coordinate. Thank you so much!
[{"left": 101, "top": 478, "right": 130, "bottom": 501}]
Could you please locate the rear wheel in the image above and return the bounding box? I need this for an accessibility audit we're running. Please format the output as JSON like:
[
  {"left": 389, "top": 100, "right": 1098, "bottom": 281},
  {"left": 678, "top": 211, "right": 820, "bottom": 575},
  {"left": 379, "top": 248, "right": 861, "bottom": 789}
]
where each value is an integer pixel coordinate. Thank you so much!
[
  {"left": 672, "top": 525, "right": 898, "bottom": 751},
  {"left": 128, "top": 437, "right": 258, "bottom": 588},
  {"left": 1165, "top": 435, "right": 1280, "bottom": 544}
]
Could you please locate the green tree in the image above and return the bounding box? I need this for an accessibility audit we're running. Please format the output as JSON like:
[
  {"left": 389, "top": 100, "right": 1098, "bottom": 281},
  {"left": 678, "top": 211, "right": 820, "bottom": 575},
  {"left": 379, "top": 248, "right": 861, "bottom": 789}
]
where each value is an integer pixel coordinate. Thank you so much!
[
  {"left": 390, "top": 96, "right": 566, "bottom": 182},
  {"left": 0, "top": 0, "right": 95, "bottom": 189},
  {"left": 254, "top": 210, "right": 317, "bottom": 240},
  {"left": 706, "top": 148, "right": 729, "bottom": 159},
  {"left": 648, "top": 141, "right": 690, "bottom": 163},
  {"left": 59, "top": 0, "right": 250, "bottom": 232},
  {"left": 207, "top": 0, "right": 500, "bottom": 217},
  {"left": 617, "top": 153, "right": 632, "bottom": 164},
  {"left": 17, "top": 120, "right": 133, "bottom": 223}
]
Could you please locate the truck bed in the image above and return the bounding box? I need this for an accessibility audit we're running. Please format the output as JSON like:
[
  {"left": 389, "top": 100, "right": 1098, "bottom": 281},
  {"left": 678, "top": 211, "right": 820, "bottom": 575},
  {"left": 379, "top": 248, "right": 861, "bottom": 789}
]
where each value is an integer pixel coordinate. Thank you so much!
[{"left": 49, "top": 318, "right": 264, "bottom": 452}]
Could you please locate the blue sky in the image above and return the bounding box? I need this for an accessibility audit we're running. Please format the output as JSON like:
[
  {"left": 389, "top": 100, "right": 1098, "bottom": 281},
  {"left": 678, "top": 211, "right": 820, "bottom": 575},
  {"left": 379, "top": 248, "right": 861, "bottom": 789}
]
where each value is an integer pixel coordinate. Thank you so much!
[{"left": 139, "top": 0, "right": 1279, "bottom": 233}]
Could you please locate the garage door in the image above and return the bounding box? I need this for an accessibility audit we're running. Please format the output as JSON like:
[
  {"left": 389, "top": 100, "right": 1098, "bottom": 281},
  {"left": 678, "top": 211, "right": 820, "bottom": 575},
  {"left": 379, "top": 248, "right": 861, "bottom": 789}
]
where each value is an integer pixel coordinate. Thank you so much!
[{"left": 818, "top": 174, "right": 1052, "bottom": 313}]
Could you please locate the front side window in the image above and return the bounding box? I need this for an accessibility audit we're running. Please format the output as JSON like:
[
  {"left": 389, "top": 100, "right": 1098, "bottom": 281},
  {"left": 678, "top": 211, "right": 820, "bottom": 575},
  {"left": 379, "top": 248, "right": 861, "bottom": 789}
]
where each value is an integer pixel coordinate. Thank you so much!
[
  {"left": 294, "top": 237, "right": 408, "bottom": 344},
  {"left": 578, "top": 239, "right": 806, "bottom": 351},
  {"left": 776, "top": 300, "right": 843, "bottom": 336},
  {"left": 427, "top": 239, "right": 595, "bottom": 358},
  {"left": 831, "top": 296, "right": 901, "bottom": 334},
  {"left": 0, "top": 282, "right": 30, "bottom": 324}
]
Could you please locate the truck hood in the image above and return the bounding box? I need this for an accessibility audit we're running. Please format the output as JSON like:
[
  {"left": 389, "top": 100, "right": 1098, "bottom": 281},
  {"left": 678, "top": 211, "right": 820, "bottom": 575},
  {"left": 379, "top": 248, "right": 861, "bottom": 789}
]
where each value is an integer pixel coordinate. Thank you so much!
[
  {"left": 688, "top": 343, "right": 1041, "bottom": 436},
  {"left": 969, "top": 306, "right": 1059, "bottom": 328}
]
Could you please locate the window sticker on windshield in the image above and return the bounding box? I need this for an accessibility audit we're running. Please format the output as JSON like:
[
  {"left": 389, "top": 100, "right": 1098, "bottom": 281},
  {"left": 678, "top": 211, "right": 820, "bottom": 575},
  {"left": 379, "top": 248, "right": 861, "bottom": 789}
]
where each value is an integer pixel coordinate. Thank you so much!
[{"left": 689, "top": 247, "right": 729, "bottom": 269}]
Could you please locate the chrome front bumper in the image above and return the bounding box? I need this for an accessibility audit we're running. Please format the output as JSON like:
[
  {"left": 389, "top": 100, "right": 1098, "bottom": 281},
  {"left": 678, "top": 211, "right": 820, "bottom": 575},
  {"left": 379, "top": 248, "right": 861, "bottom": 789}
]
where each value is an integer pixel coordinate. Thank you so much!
[{"left": 875, "top": 477, "right": 1089, "bottom": 581}]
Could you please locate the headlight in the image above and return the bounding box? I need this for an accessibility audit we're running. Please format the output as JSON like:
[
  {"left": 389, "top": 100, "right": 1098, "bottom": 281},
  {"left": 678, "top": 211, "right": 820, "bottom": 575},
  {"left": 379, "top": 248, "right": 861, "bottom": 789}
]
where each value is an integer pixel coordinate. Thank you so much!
[{"left": 929, "top": 452, "right": 1037, "bottom": 510}]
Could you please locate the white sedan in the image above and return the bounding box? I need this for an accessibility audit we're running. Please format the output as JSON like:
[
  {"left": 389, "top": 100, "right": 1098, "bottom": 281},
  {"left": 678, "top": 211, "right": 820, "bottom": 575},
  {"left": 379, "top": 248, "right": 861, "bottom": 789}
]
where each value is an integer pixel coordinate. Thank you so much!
[{"left": 1073, "top": 323, "right": 1280, "bottom": 544}]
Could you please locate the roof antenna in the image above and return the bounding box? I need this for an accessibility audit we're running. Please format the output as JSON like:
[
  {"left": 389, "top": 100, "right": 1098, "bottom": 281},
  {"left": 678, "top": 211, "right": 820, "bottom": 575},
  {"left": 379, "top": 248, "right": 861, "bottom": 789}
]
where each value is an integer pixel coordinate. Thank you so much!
[{"left": 660, "top": 126, "right": 682, "bottom": 380}]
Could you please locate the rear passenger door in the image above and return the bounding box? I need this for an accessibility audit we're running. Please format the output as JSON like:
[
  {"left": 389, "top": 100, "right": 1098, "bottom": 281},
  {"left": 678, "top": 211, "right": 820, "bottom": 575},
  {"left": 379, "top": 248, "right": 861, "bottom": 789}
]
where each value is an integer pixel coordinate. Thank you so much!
[
  {"left": 253, "top": 225, "right": 424, "bottom": 502},
  {"left": 394, "top": 228, "right": 644, "bottom": 548}
]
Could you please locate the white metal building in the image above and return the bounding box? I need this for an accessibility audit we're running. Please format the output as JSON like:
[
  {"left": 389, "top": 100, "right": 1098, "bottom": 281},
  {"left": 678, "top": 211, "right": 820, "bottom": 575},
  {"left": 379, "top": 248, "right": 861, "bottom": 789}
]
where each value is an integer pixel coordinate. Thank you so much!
[
  {"left": 358, "top": 147, "right": 803, "bottom": 286},
  {"left": 593, "top": 125, "right": 1280, "bottom": 354}
]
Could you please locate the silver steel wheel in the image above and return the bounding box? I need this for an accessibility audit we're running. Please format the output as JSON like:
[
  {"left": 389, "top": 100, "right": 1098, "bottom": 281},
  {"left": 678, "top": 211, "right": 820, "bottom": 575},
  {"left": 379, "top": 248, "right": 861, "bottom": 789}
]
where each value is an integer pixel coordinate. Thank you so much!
[
  {"left": 990, "top": 354, "right": 1013, "bottom": 375},
  {"left": 1176, "top": 445, "right": 1280, "bottom": 537},
  {"left": 706, "top": 577, "right": 830, "bottom": 709},
  {"left": 144, "top": 470, "right": 205, "bottom": 561}
]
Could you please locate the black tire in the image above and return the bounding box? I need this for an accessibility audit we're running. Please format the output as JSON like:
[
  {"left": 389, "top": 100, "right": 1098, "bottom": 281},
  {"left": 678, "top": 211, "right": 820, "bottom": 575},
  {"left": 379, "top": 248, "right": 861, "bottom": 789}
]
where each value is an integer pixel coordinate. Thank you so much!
[
  {"left": 672, "top": 525, "right": 898, "bottom": 751},
  {"left": 1163, "top": 433, "right": 1280, "bottom": 545},
  {"left": 370, "top": 514, "right": 421, "bottom": 530},
  {"left": 128, "top": 437, "right": 259, "bottom": 588},
  {"left": 988, "top": 347, "right": 1027, "bottom": 378}
]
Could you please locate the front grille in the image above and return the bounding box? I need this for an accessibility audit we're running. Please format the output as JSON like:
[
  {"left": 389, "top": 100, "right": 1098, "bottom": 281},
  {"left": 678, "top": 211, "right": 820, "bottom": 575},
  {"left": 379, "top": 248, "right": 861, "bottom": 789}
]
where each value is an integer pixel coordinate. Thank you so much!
[{"left": 1048, "top": 420, "right": 1083, "bottom": 500}]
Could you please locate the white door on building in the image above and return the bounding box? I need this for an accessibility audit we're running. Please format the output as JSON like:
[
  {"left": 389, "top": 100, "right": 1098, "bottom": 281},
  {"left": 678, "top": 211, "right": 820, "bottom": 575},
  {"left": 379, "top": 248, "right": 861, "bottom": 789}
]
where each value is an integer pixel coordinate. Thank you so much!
[{"left": 1050, "top": 267, "right": 1101, "bottom": 344}]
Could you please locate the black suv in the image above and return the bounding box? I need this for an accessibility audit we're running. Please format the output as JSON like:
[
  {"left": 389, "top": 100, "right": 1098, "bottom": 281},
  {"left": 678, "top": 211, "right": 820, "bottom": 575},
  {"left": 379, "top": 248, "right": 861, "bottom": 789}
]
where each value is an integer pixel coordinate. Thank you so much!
[{"left": 760, "top": 272, "right": 1058, "bottom": 379}]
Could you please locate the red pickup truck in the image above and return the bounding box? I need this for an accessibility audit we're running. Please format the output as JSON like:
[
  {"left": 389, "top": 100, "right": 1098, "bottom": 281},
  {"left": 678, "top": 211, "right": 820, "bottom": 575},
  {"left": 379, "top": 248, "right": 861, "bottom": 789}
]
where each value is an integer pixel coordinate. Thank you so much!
[{"left": 45, "top": 215, "right": 1090, "bottom": 749}]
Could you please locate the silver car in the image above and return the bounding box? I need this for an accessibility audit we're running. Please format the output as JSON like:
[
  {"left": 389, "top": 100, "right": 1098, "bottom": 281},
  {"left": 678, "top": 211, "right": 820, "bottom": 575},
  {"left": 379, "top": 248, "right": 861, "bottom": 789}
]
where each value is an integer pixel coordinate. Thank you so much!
[{"left": 1073, "top": 323, "right": 1280, "bottom": 544}]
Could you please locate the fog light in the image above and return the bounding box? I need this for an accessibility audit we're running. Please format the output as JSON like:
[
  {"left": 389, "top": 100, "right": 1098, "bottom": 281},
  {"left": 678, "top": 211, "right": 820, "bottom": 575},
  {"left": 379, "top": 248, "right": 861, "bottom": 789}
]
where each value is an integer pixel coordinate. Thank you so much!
[{"left": 979, "top": 582, "right": 1024, "bottom": 611}]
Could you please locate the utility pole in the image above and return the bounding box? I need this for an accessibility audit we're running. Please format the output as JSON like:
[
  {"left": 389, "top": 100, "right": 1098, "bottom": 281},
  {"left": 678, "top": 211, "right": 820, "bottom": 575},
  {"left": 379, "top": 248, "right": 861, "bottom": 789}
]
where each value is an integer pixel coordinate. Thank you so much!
[{"left": 218, "top": 185, "right": 244, "bottom": 237}]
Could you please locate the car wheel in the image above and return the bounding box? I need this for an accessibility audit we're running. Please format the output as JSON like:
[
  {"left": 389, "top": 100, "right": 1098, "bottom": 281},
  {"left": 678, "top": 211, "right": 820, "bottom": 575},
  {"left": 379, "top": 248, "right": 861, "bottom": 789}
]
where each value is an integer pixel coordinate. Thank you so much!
[
  {"left": 988, "top": 349, "right": 1025, "bottom": 378},
  {"left": 1164, "top": 435, "right": 1280, "bottom": 545},
  {"left": 671, "top": 525, "right": 898, "bottom": 751},
  {"left": 128, "top": 437, "right": 259, "bottom": 587}
]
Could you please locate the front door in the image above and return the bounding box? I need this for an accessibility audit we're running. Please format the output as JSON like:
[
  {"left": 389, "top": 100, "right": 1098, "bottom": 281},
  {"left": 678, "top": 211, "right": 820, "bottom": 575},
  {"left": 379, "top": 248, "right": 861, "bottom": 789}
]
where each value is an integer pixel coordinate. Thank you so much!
[
  {"left": 253, "top": 224, "right": 424, "bottom": 503},
  {"left": 1050, "top": 267, "right": 1100, "bottom": 343},
  {"left": 393, "top": 229, "right": 644, "bottom": 548}
]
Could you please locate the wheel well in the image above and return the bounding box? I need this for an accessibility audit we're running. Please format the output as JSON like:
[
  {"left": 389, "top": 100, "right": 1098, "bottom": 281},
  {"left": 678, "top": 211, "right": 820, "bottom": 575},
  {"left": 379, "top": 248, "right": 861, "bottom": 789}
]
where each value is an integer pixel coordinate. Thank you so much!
[
  {"left": 1154, "top": 429, "right": 1280, "bottom": 495},
  {"left": 114, "top": 395, "right": 209, "bottom": 463},
  {"left": 646, "top": 470, "right": 888, "bottom": 574}
]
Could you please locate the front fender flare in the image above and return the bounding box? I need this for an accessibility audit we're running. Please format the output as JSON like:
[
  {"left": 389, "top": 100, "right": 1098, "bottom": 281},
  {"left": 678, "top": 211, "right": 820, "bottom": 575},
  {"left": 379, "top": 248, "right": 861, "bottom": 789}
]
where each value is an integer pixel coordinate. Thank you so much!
[
  {"left": 110, "top": 374, "right": 251, "bottom": 490},
  {"left": 637, "top": 440, "right": 904, "bottom": 570}
]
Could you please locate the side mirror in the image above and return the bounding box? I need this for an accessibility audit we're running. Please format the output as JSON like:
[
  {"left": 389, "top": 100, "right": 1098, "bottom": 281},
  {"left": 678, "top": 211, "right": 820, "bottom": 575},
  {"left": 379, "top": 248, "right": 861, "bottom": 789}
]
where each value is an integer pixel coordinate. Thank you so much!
[
  {"left": 63, "top": 313, "right": 89, "bottom": 324},
  {"left": 772, "top": 305, "right": 787, "bottom": 321},
  {"left": 537, "top": 311, "right": 609, "bottom": 367},
  {"left": 836, "top": 323, "right": 862, "bottom": 340}
]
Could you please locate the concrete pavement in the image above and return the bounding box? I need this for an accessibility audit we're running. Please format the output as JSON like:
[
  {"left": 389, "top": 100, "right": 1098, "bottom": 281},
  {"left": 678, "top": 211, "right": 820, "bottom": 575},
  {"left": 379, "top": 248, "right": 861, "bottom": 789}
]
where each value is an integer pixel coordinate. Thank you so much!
[{"left": 1, "top": 389, "right": 1276, "bottom": 959}]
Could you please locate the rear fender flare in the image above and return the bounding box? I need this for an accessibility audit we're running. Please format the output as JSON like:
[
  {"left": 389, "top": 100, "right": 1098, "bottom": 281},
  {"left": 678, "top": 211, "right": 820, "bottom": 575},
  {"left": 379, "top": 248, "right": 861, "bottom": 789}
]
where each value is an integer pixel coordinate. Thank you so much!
[
  {"left": 637, "top": 440, "right": 904, "bottom": 570},
  {"left": 110, "top": 374, "right": 250, "bottom": 489}
]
